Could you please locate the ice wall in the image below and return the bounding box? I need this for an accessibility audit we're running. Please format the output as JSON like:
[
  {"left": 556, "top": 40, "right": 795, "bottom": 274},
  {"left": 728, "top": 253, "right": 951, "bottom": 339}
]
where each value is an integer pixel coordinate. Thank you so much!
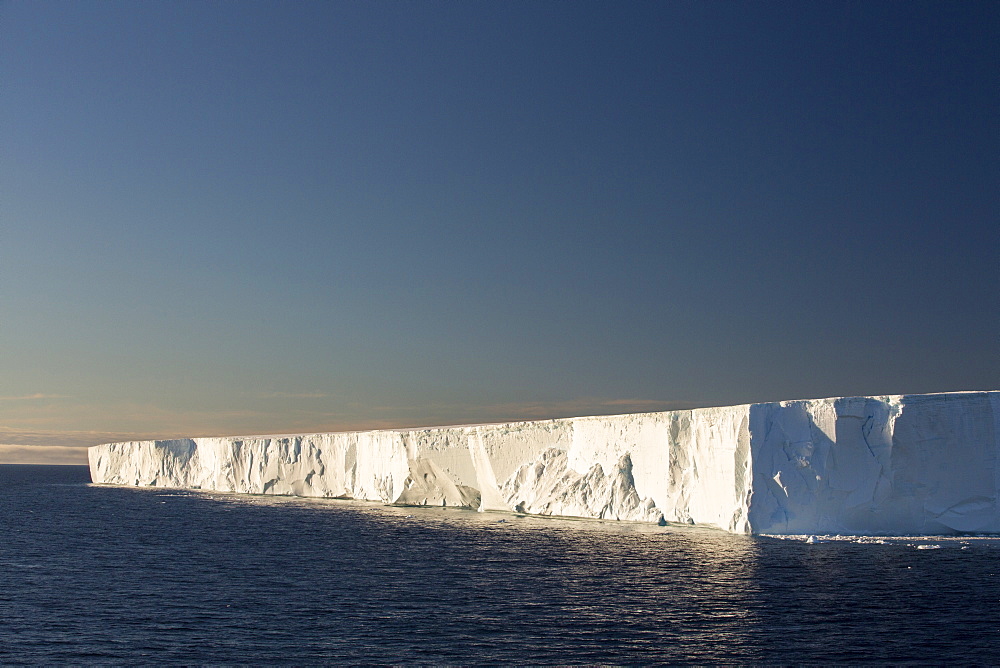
[{"left": 89, "top": 391, "right": 1000, "bottom": 535}]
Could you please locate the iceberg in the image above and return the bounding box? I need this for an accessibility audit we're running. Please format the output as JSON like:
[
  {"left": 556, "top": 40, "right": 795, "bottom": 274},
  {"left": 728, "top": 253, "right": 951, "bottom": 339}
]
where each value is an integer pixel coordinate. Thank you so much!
[{"left": 89, "top": 391, "right": 1000, "bottom": 535}]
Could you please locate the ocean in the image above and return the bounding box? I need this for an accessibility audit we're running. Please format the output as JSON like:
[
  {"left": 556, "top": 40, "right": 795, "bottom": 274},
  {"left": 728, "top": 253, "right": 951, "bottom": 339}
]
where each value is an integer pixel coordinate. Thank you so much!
[{"left": 2, "top": 464, "right": 999, "bottom": 664}]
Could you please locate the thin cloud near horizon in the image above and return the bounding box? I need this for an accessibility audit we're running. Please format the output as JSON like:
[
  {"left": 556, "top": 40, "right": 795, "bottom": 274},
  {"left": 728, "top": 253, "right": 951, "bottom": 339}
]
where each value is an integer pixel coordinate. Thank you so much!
[
  {"left": 0, "top": 394, "right": 71, "bottom": 401},
  {"left": 0, "top": 444, "right": 89, "bottom": 465}
]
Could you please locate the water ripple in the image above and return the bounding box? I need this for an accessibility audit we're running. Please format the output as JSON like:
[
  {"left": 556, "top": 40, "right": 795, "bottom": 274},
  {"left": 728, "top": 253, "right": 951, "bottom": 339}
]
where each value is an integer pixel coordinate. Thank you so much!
[{"left": 1, "top": 465, "right": 999, "bottom": 664}]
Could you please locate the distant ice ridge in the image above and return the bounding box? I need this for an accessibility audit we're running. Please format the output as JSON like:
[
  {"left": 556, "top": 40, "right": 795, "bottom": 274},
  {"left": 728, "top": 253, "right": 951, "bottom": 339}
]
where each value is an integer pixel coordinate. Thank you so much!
[{"left": 89, "top": 391, "right": 1000, "bottom": 535}]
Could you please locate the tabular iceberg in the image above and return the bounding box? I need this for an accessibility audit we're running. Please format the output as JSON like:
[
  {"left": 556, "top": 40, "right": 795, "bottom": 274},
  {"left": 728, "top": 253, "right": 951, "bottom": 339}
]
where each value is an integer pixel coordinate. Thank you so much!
[{"left": 89, "top": 391, "right": 1000, "bottom": 535}]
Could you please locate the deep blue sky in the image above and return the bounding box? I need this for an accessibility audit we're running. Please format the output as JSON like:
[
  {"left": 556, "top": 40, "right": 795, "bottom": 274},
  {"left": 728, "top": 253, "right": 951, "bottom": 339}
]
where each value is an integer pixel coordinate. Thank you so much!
[{"left": 1, "top": 1, "right": 997, "bottom": 461}]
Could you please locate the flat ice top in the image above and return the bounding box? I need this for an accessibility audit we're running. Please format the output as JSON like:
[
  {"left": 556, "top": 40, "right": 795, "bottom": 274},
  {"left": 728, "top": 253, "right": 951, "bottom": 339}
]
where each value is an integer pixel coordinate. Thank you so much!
[{"left": 137, "top": 391, "right": 994, "bottom": 441}]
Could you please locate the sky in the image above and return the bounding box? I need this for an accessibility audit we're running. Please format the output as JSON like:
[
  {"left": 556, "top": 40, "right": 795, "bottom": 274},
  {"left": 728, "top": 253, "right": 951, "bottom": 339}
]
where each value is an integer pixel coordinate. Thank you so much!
[{"left": 1, "top": 0, "right": 997, "bottom": 464}]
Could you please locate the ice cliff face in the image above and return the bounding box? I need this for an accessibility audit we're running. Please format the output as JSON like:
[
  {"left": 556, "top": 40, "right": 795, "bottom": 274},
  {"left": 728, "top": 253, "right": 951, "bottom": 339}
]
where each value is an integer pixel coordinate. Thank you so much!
[{"left": 89, "top": 391, "right": 1000, "bottom": 535}]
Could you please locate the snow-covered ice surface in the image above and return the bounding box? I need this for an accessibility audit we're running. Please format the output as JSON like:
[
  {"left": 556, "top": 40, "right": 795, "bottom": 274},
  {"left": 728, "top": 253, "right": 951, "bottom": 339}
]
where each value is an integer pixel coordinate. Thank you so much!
[{"left": 89, "top": 391, "right": 1000, "bottom": 535}]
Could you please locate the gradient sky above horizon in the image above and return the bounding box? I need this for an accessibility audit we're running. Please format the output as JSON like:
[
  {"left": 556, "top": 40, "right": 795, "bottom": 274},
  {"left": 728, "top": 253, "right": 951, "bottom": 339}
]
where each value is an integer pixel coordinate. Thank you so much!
[{"left": 1, "top": 0, "right": 997, "bottom": 464}]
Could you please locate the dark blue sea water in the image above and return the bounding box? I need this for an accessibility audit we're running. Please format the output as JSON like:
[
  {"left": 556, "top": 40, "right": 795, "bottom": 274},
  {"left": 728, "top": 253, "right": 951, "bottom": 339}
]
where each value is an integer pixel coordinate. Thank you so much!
[{"left": 2, "top": 464, "right": 1000, "bottom": 664}]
